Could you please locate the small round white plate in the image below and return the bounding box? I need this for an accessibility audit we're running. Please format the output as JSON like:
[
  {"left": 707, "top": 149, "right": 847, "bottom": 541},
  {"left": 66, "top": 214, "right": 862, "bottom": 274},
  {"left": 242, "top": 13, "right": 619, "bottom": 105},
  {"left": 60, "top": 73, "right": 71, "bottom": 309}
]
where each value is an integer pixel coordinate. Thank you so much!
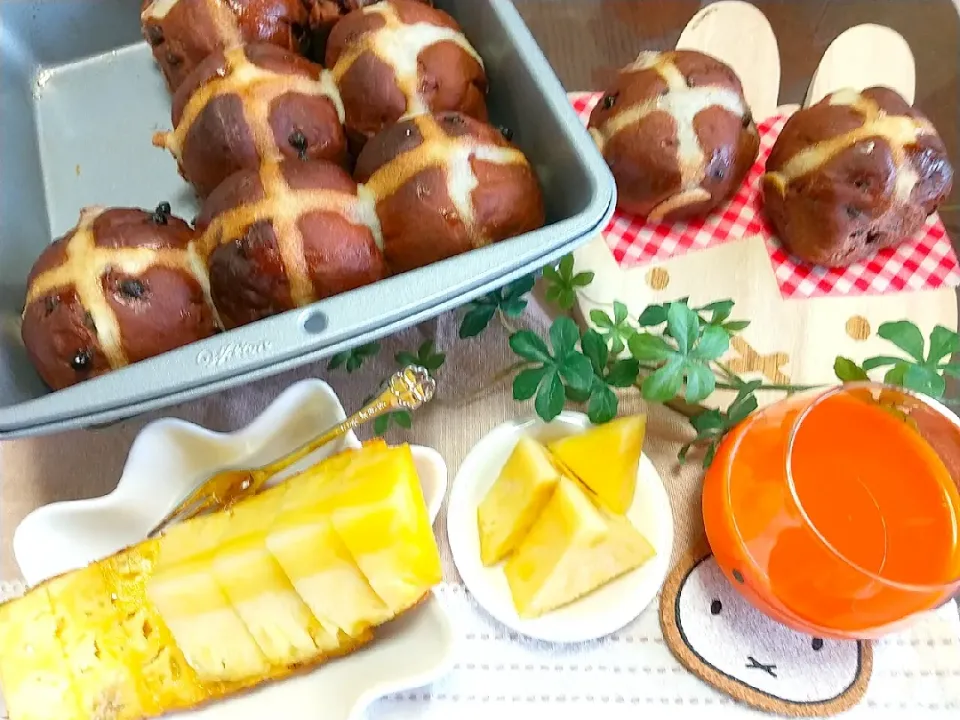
[
  {"left": 13, "top": 378, "right": 455, "bottom": 720},
  {"left": 447, "top": 411, "right": 674, "bottom": 644}
]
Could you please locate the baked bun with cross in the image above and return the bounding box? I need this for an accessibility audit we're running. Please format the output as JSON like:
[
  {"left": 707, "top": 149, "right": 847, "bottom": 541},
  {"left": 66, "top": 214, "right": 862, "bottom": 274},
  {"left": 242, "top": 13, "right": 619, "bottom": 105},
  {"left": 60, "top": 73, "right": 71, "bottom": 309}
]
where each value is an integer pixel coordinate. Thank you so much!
[
  {"left": 303, "top": 0, "right": 433, "bottom": 62},
  {"left": 326, "top": 0, "right": 487, "bottom": 148},
  {"left": 763, "top": 86, "right": 954, "bottom": 267},
  {"left": 195, "top": 158, "right": 387, "bottom": 329},
  {"left": 141, "top": 0, "right": 314, "bottom": 92},
  {"left": 154, "top": 43, "right": 348, "bottom": 199},
  {"left": 354, "top": 112, "right": 545, "bottom": 274},
  {"left": 588, "top": 50, "right": 760, "bottom": 221},
  {"left": 21, "top": 204, "right": 220, "bottom": 391}
]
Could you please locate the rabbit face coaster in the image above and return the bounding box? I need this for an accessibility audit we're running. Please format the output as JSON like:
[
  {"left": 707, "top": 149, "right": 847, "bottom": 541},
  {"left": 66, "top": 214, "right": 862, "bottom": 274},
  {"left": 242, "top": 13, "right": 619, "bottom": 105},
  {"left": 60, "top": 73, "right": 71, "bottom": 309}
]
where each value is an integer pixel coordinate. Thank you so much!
[{"left": 660, "top": 541, "right": 873, "bottom": 716}]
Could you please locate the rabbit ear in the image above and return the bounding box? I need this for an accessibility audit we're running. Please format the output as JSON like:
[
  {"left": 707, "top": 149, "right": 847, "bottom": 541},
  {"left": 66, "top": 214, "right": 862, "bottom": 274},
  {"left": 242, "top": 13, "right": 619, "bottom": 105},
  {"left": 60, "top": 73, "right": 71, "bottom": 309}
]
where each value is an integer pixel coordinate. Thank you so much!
[
  {"left": 806, "top": 24, "right": 916, "bottom": 106},
  {"left": 676, "top": 1, "right": 781, "bottom": 122}
]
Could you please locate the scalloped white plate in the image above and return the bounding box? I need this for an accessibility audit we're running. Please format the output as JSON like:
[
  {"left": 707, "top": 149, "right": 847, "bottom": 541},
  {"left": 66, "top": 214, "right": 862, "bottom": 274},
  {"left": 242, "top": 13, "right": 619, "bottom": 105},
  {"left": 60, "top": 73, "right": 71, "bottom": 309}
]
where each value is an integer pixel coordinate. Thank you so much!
[
  {"left": 11, "top": 378, "right": 454, "bottom": 720},
  {"left": 447, "top": 411, "right": 673, "bottom": 643}
]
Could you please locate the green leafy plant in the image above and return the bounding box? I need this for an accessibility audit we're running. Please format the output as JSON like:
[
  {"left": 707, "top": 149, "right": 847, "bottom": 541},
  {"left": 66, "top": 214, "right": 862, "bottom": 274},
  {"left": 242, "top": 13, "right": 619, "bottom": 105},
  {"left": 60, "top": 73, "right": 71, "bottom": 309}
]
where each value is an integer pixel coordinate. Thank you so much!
[
  {"left": 541, "top": 254, "right": 595, "bottom": 310},
  {"left": 628, "top": 302, "right": 731, "bottom": 404},
  {"left": 589, "top": 301, "right": 636, "bottom": 355},
  {"left": 835, "top": 322, "right": 960, "bottom": 399},
  {"left": 459, "top": 275, "right": 537, "bottom": 339},
  {"left": 327, "top": 342, "right": 381, "bottom": 373},
  {"left": 510, "top": 317, "right": 595, "bottom": 421},
  {"left": 501, "top": 252, "right": 958, "bottom": 468},
  {"left": 373, "top": 340, "right": 447, "bottom": 436},
  {"left": 679, "top": 380, "right": 762, "bottom": 468}
]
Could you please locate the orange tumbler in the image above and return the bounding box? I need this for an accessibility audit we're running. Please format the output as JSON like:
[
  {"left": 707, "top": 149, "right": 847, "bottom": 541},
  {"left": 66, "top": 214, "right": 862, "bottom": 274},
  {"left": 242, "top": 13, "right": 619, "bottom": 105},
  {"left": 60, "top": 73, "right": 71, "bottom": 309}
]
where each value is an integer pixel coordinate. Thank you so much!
[{"left": 703, "top": 382, "right": 960, "bottom": 639}]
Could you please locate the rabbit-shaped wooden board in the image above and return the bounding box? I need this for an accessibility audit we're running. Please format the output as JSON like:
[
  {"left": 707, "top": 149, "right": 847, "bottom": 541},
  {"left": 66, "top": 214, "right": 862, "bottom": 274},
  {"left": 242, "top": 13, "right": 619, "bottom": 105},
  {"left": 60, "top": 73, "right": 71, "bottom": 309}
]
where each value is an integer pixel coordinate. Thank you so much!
[{"left": 571, "top": 1, "right": 959, "bottom": 411}]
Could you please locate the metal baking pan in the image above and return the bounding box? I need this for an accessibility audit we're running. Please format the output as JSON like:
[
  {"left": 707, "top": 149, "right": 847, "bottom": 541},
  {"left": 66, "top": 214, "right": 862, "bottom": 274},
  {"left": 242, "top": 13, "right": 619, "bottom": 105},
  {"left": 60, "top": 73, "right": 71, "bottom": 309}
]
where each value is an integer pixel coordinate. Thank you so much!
[{"left": 0, "top": 0, "right": 616, "bottom": 438}]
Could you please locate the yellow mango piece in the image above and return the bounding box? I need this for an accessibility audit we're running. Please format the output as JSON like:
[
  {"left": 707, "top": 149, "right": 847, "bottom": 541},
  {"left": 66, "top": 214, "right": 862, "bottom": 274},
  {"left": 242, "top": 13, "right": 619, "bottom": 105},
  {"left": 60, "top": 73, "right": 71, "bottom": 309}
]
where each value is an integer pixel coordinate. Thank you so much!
[
  {"left": 280, "top": 444, "right": 442, "bottom": 615},
  {"left": 548, "top": 415, "right": 646, "bottom": 514},
  {"left": 504, "top": 477, "right": 656, "bottom": 618},
  {"left": 477, "top": 435, "right": 560, "bottom": 566},
  {"left": 0, "top": 588, "right": 82, "bottom": 719}
]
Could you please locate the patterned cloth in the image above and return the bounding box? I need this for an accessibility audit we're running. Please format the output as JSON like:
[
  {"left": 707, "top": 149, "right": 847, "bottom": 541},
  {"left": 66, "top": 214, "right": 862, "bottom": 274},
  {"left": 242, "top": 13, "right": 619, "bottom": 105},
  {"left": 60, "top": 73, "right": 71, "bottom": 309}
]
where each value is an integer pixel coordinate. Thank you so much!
[{"left": 569, "top": 92, "right": 960, "bottom": 299}]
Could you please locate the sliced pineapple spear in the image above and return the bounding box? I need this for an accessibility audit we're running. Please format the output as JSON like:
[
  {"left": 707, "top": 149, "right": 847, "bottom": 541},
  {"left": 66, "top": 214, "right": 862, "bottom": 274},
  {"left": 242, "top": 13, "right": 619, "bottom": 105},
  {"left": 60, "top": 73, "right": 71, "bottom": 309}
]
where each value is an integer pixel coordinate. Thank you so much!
[{"left": 0, "top": 441, "right": 442, "bottom": 720}]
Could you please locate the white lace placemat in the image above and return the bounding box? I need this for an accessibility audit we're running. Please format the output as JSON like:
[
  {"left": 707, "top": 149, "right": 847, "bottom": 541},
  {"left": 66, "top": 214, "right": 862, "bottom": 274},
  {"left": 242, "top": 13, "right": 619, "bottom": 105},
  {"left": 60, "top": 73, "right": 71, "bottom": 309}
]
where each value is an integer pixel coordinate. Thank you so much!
[{"left": 2, "top": 580, "right": 957, "bottom": 719}]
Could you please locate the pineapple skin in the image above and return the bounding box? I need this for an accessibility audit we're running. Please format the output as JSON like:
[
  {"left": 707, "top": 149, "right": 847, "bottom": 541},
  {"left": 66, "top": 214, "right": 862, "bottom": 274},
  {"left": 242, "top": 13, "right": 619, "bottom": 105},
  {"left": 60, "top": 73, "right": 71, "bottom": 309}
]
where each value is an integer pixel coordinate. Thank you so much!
[{"left": 0, "top": 441, "right": 437, "bottom": 720}]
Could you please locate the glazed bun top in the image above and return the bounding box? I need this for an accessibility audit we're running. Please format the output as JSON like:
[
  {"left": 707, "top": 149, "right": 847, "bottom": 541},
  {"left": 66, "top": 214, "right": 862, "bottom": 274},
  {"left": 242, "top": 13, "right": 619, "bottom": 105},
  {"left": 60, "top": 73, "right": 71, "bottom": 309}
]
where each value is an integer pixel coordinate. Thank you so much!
[
  {"left": 588, "top": 49, "right": 757, "bottom": 220},
  {"left": 762, "top": 86, "right": 954, "bottom": 266},
  {"left": 24, "top": 204, "right": 216, "bottom": 373},
  {"left": 154, "top": 43, "right": 346, "bottom": 197},
  {"left": 325, "top": 0, "right": 487, "bottom": 144},
  {"left": 765, "top": 86, "right": 952, "bottom": 212},
  {"left": 141, "top": 0, "right": 313, "bottom": 91}
]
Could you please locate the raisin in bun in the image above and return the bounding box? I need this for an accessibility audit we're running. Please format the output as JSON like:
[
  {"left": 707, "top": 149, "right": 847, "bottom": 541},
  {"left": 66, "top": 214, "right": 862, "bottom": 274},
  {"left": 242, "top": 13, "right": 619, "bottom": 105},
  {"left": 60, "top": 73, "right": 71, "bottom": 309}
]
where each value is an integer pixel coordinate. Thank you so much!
[
  {"left": 141, "top": 0, "right": 314, "bottom": 92},
  {"left": 21, "top": 204, "right": 219, "bottom": 391},
  {"left": 763, "top": 87, "right": 954, "bottom": 267},
  {"left": 588, "top": 50, "right": 759, "bottom": 221},
  {"left": 326, "top": 0, "right": 487, "bottom": 149},
  {"left": 354, "top": 112, "right": 545, "bottom": 274},
  {"left": 154, "top": 44, "right": 347, "bottom": 199},
  {"left": 195, "top": 159, "right": 387, "bottom": 328},
  {"left": 303, "top": 0, "right": 433, "bottom": 62}
]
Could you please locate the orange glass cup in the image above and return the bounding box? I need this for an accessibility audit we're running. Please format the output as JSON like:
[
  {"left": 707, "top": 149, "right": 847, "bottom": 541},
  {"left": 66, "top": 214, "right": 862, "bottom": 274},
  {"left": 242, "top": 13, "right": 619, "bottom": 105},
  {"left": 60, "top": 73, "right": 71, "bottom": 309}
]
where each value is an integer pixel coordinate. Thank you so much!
[{"left": 703, "top": 382, "right": 960, "bottom": 639}]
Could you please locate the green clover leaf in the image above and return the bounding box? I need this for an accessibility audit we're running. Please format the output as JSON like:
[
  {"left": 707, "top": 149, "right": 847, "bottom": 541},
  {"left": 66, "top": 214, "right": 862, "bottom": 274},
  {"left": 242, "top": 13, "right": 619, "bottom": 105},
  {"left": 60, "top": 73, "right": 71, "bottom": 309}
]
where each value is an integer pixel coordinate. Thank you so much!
[
  {"left": 590, "top": 301, "right": 636, "bottom": 355},
  {"left": 841, "top": 321, "right": 959, "bottom": 399},
  {"left": 396, "top": 339, "right": 446, "bottom": 374},
  {"left": 327, "top": 342, "right": 381, "bottom": 373},
  {"left": 459, "top": 275, "right": 537, "bottom": 338},
  {"left": 542, "top": 254, "right": 595, "bottom": 311}
]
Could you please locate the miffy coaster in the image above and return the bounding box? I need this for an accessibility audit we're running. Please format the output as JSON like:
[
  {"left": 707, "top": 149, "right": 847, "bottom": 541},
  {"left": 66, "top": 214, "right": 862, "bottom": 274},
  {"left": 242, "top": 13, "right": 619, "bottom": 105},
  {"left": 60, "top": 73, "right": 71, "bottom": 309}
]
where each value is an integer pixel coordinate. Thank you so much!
[{"left": 660, "top": 540, "right": 873, "bottom": 717}]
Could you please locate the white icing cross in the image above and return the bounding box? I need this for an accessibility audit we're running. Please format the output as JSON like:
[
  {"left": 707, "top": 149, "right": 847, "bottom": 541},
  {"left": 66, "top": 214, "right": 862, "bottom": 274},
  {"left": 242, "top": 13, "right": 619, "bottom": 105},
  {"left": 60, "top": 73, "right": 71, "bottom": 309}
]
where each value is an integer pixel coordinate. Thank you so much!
[
  {"left": 24, "top": 207, "right": 215, "bottom": 370},
  {"left": 765, "top": 89, "right": 935, "bottom": 204},
  {"left": 331, "top": 2, "right": 484, "bottom": 119},
  {"left": 363, "top": 115, "right": 529, "bottom": 247},
  {"left": 590, "top": 51, "right": 752, "bottom": 220}
]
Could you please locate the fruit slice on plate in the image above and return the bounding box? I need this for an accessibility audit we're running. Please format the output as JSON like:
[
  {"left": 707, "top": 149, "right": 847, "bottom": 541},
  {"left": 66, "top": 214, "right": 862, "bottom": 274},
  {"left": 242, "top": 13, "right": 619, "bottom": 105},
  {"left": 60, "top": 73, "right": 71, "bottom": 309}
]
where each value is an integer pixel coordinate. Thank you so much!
[
  {"left": 504, "top": 476, "right": 656, "bottom": 619},
  {"left": 478, "top": 435, "right": 561, "bottom": 566},
  {"left": 547, "top": 415, "right": 646, "bottom": 514},
  {"left": 147, "top": 512, "right": 272, "bottom": 682}
]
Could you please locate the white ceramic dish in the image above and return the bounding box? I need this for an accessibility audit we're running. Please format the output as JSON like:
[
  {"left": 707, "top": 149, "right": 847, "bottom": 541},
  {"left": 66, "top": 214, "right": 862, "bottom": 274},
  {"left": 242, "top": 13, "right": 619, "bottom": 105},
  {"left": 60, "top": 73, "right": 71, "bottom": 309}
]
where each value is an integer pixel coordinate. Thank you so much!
[
  {"left": 12, "top": 378, "right": 455, "bottom": 720},
  {"left": 447, "top": 411, "right": 674, "bottom": 644}
]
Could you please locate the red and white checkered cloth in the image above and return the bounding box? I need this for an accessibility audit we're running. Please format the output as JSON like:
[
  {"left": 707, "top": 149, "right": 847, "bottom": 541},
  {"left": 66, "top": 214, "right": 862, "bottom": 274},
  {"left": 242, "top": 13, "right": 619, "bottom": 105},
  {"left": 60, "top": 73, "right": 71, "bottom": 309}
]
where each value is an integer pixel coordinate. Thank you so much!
[{"left": 570, "top": 92, "right": 960, "bottom": 298}]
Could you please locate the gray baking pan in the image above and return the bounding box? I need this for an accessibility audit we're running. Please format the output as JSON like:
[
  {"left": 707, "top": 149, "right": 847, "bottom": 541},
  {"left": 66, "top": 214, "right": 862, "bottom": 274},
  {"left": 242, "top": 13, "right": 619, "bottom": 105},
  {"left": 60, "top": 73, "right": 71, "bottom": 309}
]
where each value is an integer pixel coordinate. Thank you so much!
[{"left": 0, "top": 0, "right": 616, "bottom": 438}]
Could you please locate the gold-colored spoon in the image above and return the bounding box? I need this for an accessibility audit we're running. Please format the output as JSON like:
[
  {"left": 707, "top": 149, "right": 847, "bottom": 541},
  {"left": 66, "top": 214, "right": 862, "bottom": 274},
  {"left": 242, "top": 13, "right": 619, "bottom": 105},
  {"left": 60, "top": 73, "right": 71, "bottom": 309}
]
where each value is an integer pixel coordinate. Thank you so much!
[{"left": 147, "top": 365, "right": 436, "bottom": 537}]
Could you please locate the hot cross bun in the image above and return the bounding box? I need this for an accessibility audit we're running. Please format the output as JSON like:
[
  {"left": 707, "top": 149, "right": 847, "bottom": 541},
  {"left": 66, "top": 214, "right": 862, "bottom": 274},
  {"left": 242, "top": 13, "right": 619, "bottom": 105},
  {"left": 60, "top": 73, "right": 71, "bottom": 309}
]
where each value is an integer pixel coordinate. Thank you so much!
[
  {"left": 354, "top": 112, "right": 545, "bottom": 274},
  {"left": 763, "top": 87, "right": 954, "bottom": 267},
  {"left": 195, "top": 159, "right": 387, "bottom": 328},
  {"left": 304, "top": 0, "right": 433, "bottom": 62},
  {"left": 588, "top": 50, "right": 759, "bottom": 221},
  {"left": 154, "top": 44, "right": 348, "bottom": 199},
  {"left": 141, "top": 0, "right": 314, "bottom": 92},
  {"left": 21, "top": 205, "right": 220, "bottom": 391},
  {"left": 326, "top": 0, "right": 487, "bottom": 149}
]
